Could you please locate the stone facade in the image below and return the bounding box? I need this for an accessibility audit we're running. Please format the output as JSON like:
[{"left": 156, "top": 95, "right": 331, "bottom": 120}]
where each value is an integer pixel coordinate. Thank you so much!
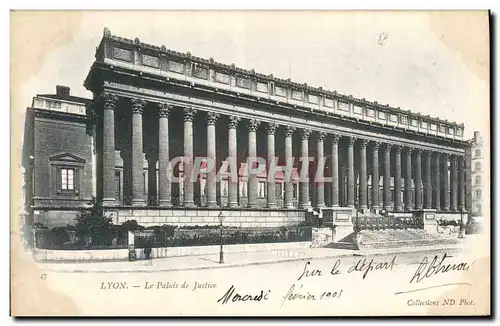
[{"left": 23, "top": 29, "right": 470, "bottom": 229}]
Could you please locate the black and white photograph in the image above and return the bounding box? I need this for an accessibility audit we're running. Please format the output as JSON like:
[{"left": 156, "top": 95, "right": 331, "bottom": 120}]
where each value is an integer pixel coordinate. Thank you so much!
[{"left": 10, "top": 10, "right": 490, "bottom": 316}]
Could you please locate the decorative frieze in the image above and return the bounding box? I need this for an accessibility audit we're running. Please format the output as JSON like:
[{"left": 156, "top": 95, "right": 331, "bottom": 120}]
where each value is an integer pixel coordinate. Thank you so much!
[
  {"left": 323, "top": 98, "right": 333, "bottom": 108},
  {"left": 353, "top": 105, "right": 363, "bottom": 115},
  {"left": 236, "top": 76, "right": 251, "bottom": 89},
  {"left": 291, "top": 90, "right": 303, "bottom": 101},
  {"left": 274, "top": 86, "right": 286, "bottom": 97},
  {"left": 113, "top": 47, "right": 133, "bottom": 62},
  {"left": 142, "top": 54, "right": 159, "bottom": 68},
  {"left": 169, "top": 61, "right": 184, "bottom": 74},
  {"left": 215, "top": 72, "right": 230, "bottom": 84},
  {"left": 256, "top": 82, "right": 268, "bottom": 93},
  {"left": 338, "top": 101, "right": 349, "bottom": 112},
  {"left": 193, "top": 65, "right": 209, "bottom": 79}
]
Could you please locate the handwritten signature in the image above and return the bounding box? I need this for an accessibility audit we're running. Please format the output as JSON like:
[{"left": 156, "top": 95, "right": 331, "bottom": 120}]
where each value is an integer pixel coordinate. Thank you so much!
[{"left": 410, "top": 253, "right": 475, "bottom": 284}]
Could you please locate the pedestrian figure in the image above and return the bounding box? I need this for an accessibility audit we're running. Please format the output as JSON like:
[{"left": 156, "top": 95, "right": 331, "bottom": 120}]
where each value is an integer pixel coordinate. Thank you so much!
[{"left": 144, "top": 240, "right": 153, "bottom": 266}]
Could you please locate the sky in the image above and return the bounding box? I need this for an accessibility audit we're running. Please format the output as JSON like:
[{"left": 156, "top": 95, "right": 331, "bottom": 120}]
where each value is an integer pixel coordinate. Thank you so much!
[{"left": 13, "top": 11, "right": 489, "bottom": 141}]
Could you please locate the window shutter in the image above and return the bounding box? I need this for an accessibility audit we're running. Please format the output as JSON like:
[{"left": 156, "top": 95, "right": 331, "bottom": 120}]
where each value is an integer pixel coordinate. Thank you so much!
[{"left": 75, "top": 168, "right": 80, "bottom": 195}]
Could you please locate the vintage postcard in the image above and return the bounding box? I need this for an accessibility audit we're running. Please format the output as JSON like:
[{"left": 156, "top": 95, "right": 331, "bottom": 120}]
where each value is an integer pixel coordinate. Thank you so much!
[{"left": 10, "top": 10, "right": 490, "bottom": 316}]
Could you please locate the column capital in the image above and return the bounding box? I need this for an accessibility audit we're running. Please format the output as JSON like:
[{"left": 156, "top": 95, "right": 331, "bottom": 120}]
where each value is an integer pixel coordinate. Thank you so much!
[
  {"left": 359, "top": 139, "right": 368, "bottom": 148},
  {"left": 183, "top": 107, "right": 198, "bottom": 122},
  {"left": 101, "top": 92, "right": 118, "bottom": 110},
  {"left": 228, "top": 116, "right": 241, "bottom": 129},
  {"left": 284, "top": 125, "right": 296, "bottom": 137},
  {"left": 266, "top": 122, "right": 278, "bottom": 135},
  {"left": 434, "top": 152, "right": 441, "bottom": 159},
  {"left": 158, "top": 103, "right": 172, "bottom": 118},
  {"left": 301, "top": 128, "right": 312, "bottom": 140},
  {"left": 384, "top": 143, "right": 392, "bottom": 153},
  {"left": 332, "top": 134, "right": 341, "bottom": 144},
  {"left": 405, "top": 147, "right": 413, "bottom": 156},
  {"left": 372, "top": 141, "right": 380, "bottom": 150},
  {"left": 131, "top": 98, "right": 146, "bottom": 114},
  {"left": 206, "top": 112, "right": 220, "bottom": 125},
  {"left": 414, "top": 148, "right": 423, "bottom": 155},
  {"left": 347, "top": 136, "right": 356, "bottom": 146},
  {"left": 317, "top": 131, "right": 326, "bottom": 141},
  {"left": 395, "top": 145, "right": 402, "bottom": 154},
  {"left": 247, "top": 119, "right": 261, "bottom": 132}
]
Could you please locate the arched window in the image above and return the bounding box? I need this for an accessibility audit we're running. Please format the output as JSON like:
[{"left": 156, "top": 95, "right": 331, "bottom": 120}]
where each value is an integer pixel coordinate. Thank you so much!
[
  {"left": 475, "top": 189, "right": 481, "bottom": 199},
  {"left": 475, "top": 175, "right": 481, "bottom": 185}
]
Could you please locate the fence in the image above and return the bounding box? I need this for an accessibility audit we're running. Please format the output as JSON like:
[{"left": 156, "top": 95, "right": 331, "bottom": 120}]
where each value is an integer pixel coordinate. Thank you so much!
[
  {"left": 355, "top": 215, "right": 424, "bottom": 231},
  {"left": 34, "top": 226, "right": 312, "bottom": 250}
]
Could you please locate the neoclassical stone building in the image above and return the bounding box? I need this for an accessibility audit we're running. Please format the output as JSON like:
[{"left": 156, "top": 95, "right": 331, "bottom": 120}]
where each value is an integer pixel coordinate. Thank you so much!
[{"left": 24, "top": 28, "right": 469, "bottom": 231}]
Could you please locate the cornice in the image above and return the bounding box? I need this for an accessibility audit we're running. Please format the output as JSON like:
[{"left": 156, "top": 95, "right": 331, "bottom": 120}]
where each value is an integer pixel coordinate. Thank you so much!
[{"left": 99, "top": 27, "right": 465, "bottom": 129}]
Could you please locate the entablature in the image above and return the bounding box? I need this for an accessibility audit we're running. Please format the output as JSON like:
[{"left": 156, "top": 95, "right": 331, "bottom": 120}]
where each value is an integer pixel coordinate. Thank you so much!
[{"left": 86, "top": 28, "right": 465, "bottom": 142}]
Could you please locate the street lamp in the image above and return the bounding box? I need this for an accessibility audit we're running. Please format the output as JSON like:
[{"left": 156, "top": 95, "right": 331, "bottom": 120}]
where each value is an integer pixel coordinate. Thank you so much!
[
  {"left": 458, "top": 204, "right": 465, "bottom": 239},
  {"left": 218, "top": 212, "right": 225, "bottom": 264}
]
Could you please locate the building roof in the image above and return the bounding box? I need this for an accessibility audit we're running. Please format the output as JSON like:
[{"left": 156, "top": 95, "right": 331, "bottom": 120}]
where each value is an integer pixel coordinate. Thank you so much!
[{"left": 100, "top": 27, "right": 464, "bottom": 129}]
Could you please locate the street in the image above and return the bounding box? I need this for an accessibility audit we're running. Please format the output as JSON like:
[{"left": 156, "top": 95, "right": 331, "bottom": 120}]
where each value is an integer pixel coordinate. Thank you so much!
[{"left": 30, "top": 246, "right": 489, "bottom": 316}]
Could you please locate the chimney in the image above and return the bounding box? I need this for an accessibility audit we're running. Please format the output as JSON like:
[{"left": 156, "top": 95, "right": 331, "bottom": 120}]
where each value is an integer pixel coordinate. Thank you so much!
[
  {"left": 474, "top": 131, "right": 480, "bottom": 141},
  {"left": 56, "top": 85, "right": 70, "bottom": 97}
]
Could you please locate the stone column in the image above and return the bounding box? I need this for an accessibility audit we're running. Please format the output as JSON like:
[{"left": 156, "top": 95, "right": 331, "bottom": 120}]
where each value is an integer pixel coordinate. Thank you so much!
[
  {"left": 404, "top": 147, "right": 413, "bottom": 211},
  {"left": 359, "top": 139, "right": 368, "bottom": 210},
  {"left": 247, "top": 119, "right": 260, "bottom": 208},
  {"left": 316, "top": 131, "right": 326, "bottom": 208},
  {"left": 451, "top": 155, "right": 458, "bottom": 212},
  {"left": 394, "top": 145, "right": 402, "bottom": 211},
  {"left": 347, "top": 136, "right": 355, "bottom": 208},
  {"left": 284, "top": 126, "right": 296, "bottom": 209},
  {"left": 371, "top": 141, "right": 380, "bottom": 210},
  {"left": 424, "top": 151, "right": 432, "bottom": 209},
  {"left": 383, "top": 144, "right": 391, "bottom": 210},
  {"left": 330, "top": 135, "right": 340, "bottom": 207},
  {"left": 459, "top": 155, "right": 465, "bottom": 210},
  {"left": 206, "top": 112, "right": 219, "bottom": 207},
  {"left": 414, "top": 149, "right": 423, "bottom": 210},
  {"left": 183, "top": 107, "right": 197, "bottom": 208},
  {"left": 266, "top": 123, "right": 278, "bottom": 208},
  {"left": 443, "top": 154, "right": 450, "bottom": 211},
  {"left": 158, "top": 103, "right": 172, "bottom": 206},
  {"left": 227, "top": 116, "right": 240, "bottom": 208},
  {"left": 434, "top": 153, "right": 441, "bottom": 210},
  {"left": 300, "top": 128, "right": 312, "bottom": 208},
  {"left": 131, "top": 98, "right": 146, "bottom": 206},
  {"left": 101, "top": 92, "right": 118, "bottom": 205}
]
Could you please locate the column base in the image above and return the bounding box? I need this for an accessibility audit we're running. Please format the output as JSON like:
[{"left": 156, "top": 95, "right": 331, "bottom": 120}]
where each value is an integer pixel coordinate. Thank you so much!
[
  {"left": 227, "top": 202, "right": 239, "bottom": 208},
  {"left": 159, "top": 200, "right": 172, "bottom": 207},
  {"left": 300, "top": 204, "right": 312, "bottom": 209},
  {"left": 183, "top": 201, "right": 197, "bottom": 208},
  {"left": 394, "top": 206, "right": 403, "bottom": 212},
  {"left": 131, "top": 199, "right": 146, "bottom": 207},
  {"left": 102, "top": 198, "right": 117, "bottom": 207},
  {"left": 206, "top": 202, "right": 218, "bottom": 208},
  {"left": 285, "top": 205, "right": 295, "bottom": 209},
  {"left": 316, "top": 204, "right": 326, "bottom": 209},
  {"left": 266, "top": 203, "right": 278, "bottom": 209},
  {"left": 247, "top": 204, "right": 259, "bottom": 209}
]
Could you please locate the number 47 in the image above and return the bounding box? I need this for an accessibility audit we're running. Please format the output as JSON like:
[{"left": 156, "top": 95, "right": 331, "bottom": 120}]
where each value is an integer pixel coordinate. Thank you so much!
[{"left": 40, "top": 273, "right": 47, "bottom": 280}]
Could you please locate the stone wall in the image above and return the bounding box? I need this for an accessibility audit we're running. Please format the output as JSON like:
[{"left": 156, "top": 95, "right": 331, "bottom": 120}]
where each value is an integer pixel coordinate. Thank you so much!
[
  {"left": 35, "top": 208, "right": 306, "bottom": 228},
  {"left": 112, "top": 208, "right": 306, "bottom": 228},
  {"left": 33, "top": 241, "right": 312, "bottom": 262}
]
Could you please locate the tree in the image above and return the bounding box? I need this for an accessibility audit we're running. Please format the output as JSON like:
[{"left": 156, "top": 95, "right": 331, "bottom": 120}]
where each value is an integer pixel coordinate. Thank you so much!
[{"left": 75, "top": 197, "right": 113, "bottom": 246}]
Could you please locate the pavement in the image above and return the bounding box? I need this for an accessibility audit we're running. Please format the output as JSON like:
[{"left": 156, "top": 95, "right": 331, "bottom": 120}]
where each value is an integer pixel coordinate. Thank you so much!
[{"left": 35, "top": 239, "right": 472, "bottom": 274}]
